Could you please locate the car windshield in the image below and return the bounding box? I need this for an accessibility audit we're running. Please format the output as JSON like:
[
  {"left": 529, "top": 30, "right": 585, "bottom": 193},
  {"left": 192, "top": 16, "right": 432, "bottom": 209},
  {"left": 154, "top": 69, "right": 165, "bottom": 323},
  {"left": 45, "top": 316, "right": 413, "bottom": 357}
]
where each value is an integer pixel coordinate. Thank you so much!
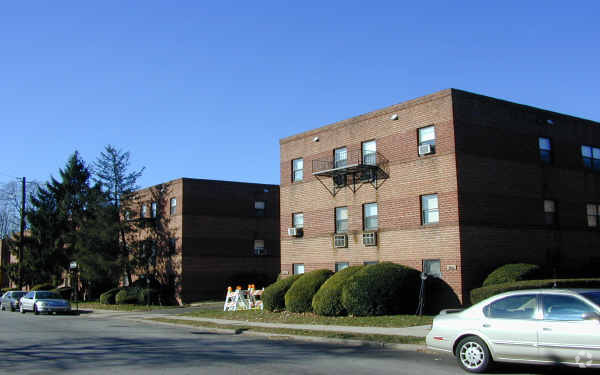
[
  {"left": 36, "top": 292, "right": 61, "bottom": 299},
  {"left": 581, "top": 292, "right": 600, "bottom": 307},
  {"left": 13, "top": 292, "right": 25, "bottom": 298}
]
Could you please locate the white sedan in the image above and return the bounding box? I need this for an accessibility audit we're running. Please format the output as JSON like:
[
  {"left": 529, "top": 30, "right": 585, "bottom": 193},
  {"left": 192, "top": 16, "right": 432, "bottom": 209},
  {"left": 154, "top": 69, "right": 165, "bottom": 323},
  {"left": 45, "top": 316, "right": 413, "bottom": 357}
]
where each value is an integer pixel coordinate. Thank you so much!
[
  {"left": 20, "top": 291, "right": 72, "bottom": 315},
  {"left": 426, "top": 288, "right": 600, "bottom": 373}
]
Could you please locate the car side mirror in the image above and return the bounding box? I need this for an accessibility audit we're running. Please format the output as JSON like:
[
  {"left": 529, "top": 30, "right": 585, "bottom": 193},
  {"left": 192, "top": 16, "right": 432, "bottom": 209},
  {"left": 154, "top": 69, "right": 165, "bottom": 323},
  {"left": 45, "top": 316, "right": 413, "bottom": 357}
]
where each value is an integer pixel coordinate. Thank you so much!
[{"left": 582, "top": 312, "right": 600, "bottom": 322}]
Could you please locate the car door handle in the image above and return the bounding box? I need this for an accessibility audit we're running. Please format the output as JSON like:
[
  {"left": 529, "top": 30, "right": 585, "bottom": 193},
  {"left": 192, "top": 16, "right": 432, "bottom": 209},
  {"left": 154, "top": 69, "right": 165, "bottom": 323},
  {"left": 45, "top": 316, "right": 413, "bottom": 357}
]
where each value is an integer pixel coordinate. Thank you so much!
[
  {"left": 543, "top": 327, "right": 552, "bottom": 331},
  {"left": 482, "top": 324, "right": 491, "bottom": 328}
]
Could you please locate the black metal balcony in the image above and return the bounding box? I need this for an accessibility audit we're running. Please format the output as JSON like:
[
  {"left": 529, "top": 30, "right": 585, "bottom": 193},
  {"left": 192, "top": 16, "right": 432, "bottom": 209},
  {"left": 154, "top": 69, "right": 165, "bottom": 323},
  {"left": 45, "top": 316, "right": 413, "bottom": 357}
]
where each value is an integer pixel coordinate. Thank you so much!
[{"left": 312, "top": 150, "right": 389, "bottom": 196}]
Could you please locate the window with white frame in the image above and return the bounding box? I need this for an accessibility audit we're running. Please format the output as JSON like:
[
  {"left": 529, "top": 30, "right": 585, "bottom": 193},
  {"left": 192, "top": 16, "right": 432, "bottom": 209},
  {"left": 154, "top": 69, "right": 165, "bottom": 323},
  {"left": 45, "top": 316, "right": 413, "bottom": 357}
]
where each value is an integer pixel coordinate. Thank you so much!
[
  {"left": 362, "top": 140, "right": 376, "bottom": 165},
  {"left": 418, "top": 126, "right": 436, "bottom": 151},
  {"left": 363, "top": 202, "right": 378, "bottom": 231},
  {"left": 539, "top": 137, "right": 552, "bottom": 164},
  {"left": 293, "top": 263, "right": 305, "bottom": 275},
  {"left": 255, "top": 201, "right": 265, "bottom": 217},
  {"left": 582, "top": 145, "right": 600, "bottom": 170},
  {"left": 254, "top": 240, "right": 265, "bottom": 256},
  {"left": 587, "top": 203, "right": 600, "bottom": 227},
  {"left": 423, "top": 259, "right": 441, "bottom": 278},
  {"left": 141, "top": 204, "right": 147, "bottom": 218},
  {"left": 335, "top": 262, "right": 349, "bottom": 272},
  {"left": 421, "top": 194, "right": 439, "bottom": 225},
  {"left": 293, "top": 213, "right": 304, "bottom": 228},
  {"left": 170, "top": 198, "right": 177, "bottom": 215},
  {"left": 544, "top": 200, "right": 556, "bottom": 225},
  {"left": 335, "top": 207, "right": 348, "bottom": 233},
  {"left": 334, "top": 147, "right": 348, "bottom": 168},
  {"left": 151, "top": 202, "right": 157, "bottom": 218},
  {"left": 292, "top": 158, "right": 304, "bottom": 182}
]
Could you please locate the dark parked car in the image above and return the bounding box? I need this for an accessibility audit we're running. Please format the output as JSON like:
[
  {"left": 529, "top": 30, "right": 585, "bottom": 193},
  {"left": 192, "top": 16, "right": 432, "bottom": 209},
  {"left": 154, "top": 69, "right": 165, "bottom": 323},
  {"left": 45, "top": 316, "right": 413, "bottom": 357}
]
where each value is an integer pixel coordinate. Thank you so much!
[{"left": 1, "top": 291, "right": 26, "bottom": 312}]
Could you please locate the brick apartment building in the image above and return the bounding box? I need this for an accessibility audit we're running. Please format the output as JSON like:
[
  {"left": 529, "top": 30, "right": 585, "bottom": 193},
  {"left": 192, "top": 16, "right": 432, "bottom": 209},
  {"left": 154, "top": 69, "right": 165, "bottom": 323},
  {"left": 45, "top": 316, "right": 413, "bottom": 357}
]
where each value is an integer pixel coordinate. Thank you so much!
[
  {"left": 131, "top": 178, "right": 280, "bottom": 303},
  {"left": 280, "top": 88, "right": 600, "bottom": 304}
]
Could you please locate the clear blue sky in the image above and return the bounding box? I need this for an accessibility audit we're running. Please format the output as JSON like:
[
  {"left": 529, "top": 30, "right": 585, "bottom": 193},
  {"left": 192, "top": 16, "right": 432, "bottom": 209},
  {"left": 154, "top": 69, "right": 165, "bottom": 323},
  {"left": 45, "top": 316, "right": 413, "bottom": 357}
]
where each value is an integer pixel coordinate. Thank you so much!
[{"left": 1, "top": 1, "right": 598, "bottom": 188}]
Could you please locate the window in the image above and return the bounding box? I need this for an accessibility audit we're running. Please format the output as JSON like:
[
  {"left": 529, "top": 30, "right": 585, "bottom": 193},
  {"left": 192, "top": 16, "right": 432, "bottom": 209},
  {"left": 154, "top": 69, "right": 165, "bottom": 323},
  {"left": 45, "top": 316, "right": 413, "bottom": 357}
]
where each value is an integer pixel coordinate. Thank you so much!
[
  {"left": 484, "top": 294, "right": 537, "bottom": 320},
  {"left": 292, "top": 158, "right": 304, "bottom": 182},
  {"left": 362, "top": 140, "right": 376, "bottom": 165},
  {"left": 335, "top": 207, "right": 348, "bottom": 233},
  {"left": 542, "top": 294, "right": 596, "bottom": 321},
  {"left": 293, "top": 263, "right": 305, "bottom": 275},
  {"left": 421, "top": 194, "right": 439, "bottom": 225},
  {"left": 582, "top": 145, "right": 600, "bottom": 170},
  {"left": 141, "top": 204, "right": 147, "bottom": 218},
  {"left": 170, "top": 198, "right": 177, "bottom": 215},
  {"left": 587, "top": 204, "right": 600, "bottom": 227},
  {"left": 544, "top": 200, "right": 556, "bottom": 225},
  {"left": 255, "top": 201, "right": 266, "bottom": 217},
  {"left": 423, "top": 259, "right": 441, "bottom": 278},
  {"left": 418, "top": 125, "right": 436, "bottom": 150},
  {"left": 363, "top": 203, "right": 378, "bottom": 231},
  {"left": 364, "top": 261, "right": 378, "bottom": 265},
  {"left": 292, "top": 213, "right": 304, "bottom": 228},
  {"left": 335, "top": 262, "right": 349, "bottom": 272},
  {"left": 254, "top": 240, "right": 265, "bottom": 256},
  {"left": 538, "top": 137, "right": 552, "bottom": 164},
  {"left": 334, "top": 147, "right": 348, "bottom": 168},
  {"left": 151, "top": 202, "right": 157, "bottom": 218}
]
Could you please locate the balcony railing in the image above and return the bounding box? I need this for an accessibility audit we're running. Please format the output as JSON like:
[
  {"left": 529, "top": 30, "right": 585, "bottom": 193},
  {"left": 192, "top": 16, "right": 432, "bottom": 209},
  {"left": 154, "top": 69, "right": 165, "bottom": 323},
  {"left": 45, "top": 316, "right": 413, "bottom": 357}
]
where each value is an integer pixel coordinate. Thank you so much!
[{"left": 312, "top": 150, "right": 387, "bottom": 176}]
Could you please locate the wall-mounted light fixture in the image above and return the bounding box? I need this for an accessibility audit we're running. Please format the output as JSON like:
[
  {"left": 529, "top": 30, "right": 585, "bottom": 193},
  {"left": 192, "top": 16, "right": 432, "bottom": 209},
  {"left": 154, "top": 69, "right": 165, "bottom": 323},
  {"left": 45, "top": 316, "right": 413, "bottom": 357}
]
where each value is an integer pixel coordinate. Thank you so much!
[
  {"left": 313, "top": 137, "right": 319, "bottom": 142},
  {"left": 390, "top": 114, "right": 398, "bottom": 120}
]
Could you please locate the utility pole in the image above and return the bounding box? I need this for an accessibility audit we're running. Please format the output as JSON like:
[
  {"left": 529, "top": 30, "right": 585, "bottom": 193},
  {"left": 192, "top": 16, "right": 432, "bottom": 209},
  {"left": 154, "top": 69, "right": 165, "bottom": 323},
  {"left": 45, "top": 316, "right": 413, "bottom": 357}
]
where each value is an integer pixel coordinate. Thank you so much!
[{"left": 19, "top": 177, "right": 25, "bottom": 290}]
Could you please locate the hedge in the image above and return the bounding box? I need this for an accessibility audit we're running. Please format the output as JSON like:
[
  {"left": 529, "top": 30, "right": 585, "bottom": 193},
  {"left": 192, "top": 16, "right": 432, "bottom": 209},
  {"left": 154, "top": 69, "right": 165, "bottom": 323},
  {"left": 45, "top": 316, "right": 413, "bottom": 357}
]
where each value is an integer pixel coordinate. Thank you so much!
[
  {"left": 115, "top": 288, "right": 141, "bottom": 305},
  {"left": 312, "top": 266, "right": 364, "bottom": 316},
  {"left": 341, "top": 262, "right": 421, "bottom": 316},
  {"left": 471, "top": 278, "right": 600, "bottom": 304},
  {"left": 482, "top": 263, "right": 542, "bottom": 287},
  {"left": 31, "top": 283, "right": 55, "bottom": 291},
  {"left": 262, "top": 274, "right": 304, "bottom": 312},
  {"left": 1, "top": 287, "right": 20, "bottom": 293},
  {"left": 99, "top": 288, "right": 122, "bottom": 305},
  {"left": 285, "top": 269, "right": 333, "bottom": 313}
]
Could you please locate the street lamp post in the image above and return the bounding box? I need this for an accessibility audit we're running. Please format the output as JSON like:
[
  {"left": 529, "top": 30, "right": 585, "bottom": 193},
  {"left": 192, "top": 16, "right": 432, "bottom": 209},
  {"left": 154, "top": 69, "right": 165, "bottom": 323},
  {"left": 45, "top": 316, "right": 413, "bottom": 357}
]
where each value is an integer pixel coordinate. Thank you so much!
[{"left": 70, "top": 261, "right": 79, "bottom": 314}]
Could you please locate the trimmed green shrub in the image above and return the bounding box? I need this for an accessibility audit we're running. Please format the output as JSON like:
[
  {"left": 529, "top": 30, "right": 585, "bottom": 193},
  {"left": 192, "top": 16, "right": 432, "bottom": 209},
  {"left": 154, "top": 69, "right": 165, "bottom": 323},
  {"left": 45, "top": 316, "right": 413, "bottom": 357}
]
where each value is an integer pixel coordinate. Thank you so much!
[
  {"left": 285, "top": 269, "right": 334, "bottom": 313},
  {"left": 312, "top": 266, "right": 364, "bottom": 316},
  {"left": 99, "top": 288, "right": 122, "bottom": 305},
  {"left": 263, "top": 274, "right": 304, "bottom": 312},
  {"left": 471, "top": 278, "right": 600, "bottom": 304},
  {"left": 341, "top": 262, "right": 420, "bottom": 316},
  {"left": 115, "top": 288, "right": 140, "bottom": 305},
  {"left": 483, "top": 263, "right": 542, "bottom": 287},
  {"left": 137, "top": 288, "right": 159, "bottom": 305},
  {"left": 31, "top": 283, "right": 54, "bottom": 291}
]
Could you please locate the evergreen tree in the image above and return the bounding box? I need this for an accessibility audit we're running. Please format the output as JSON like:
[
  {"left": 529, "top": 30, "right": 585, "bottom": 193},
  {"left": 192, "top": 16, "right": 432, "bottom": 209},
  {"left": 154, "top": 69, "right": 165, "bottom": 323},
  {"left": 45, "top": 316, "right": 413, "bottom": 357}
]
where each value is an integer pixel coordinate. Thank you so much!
[{"left": 93, "top": 145, "right": 145, "bottom": 285}]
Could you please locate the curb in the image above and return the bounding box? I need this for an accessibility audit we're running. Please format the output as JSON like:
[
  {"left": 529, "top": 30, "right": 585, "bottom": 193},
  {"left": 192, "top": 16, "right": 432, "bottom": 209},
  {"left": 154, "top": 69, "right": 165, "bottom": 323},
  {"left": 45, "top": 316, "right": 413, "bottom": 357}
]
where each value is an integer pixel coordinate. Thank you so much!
[{"left": 129, "top": 316, "right": 431, "bottom": 354}]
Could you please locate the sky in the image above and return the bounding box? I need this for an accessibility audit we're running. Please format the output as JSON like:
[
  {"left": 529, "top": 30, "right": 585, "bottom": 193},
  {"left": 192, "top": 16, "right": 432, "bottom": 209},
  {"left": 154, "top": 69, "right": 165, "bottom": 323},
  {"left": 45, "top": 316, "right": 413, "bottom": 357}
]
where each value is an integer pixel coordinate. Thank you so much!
[{"left": 1, "top": 1, "right": 599, "bottom": 189}]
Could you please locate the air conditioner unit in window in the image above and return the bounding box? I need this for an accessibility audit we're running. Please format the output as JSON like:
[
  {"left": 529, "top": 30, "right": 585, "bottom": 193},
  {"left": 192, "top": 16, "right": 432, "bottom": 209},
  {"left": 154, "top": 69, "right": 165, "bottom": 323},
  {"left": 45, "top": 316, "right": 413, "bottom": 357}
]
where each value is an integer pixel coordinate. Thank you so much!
[
  {"left": 288, "top": 227, "right": 303, "bottom": 237},
  {"left": 418, "top": 144, "right": 433, "bottom": 156},
  {"left": 333, "top": 233, "right": 348, "bottom": 248},
  {"left": 362, "top": 232, "right": 377, "bottom": 246}
]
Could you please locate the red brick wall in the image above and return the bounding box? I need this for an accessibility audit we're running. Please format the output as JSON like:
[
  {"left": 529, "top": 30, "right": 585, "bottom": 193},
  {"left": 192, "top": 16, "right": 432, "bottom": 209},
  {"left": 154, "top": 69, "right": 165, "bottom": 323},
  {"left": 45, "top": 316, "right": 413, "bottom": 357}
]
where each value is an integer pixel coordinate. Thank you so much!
[{"left": 280, "top": 89, "right": 465, "bottom": 302}]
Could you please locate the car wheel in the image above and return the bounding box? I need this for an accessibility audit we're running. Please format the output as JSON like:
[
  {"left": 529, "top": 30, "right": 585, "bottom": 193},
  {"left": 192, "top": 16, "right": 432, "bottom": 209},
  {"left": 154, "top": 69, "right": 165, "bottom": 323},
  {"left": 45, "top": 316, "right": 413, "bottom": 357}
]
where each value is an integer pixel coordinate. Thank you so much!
[
  {"left": 20, "top": 305, "right": 25, "bottom": 314},
  {"left": 1, "top": 303, "right": 5, "bottom": 311},
  {"left": 10, "top": 304, "right": 16, "bottom": 312},
  {"left": 34, "top": 304, "right": 40, "bottom": 315},
  {"left": 456, "top": 336, "right": 492, "bottom": 373}
]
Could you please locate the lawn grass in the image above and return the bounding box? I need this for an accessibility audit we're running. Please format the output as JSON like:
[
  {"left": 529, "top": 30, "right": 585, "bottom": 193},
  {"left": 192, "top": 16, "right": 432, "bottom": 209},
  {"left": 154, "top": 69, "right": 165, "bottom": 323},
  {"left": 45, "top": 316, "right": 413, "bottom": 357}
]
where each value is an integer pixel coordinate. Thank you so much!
[
  {"left": 148, "top": 318, "right": 425, "bottom": 345},
  {"left": 181, "top": 309, "right": 433, "bottom": 327},
  {"left": 78, "top": 302, "right": 184, "bottom": 312}
]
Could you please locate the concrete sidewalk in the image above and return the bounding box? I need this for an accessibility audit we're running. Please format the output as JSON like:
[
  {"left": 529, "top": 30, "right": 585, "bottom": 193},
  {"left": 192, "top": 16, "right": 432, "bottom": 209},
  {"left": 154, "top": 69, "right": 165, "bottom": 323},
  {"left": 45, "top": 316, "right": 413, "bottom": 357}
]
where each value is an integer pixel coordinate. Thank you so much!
[{"left": 87, "top": 309, "right": 431, "bottom": 338}]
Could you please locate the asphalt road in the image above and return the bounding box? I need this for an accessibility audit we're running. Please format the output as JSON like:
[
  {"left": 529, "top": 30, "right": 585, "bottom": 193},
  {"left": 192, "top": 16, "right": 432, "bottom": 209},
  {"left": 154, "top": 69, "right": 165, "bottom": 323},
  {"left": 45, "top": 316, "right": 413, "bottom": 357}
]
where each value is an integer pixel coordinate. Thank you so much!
[{"left": 1, "top": 310, "right": 598, "bottom": 375}]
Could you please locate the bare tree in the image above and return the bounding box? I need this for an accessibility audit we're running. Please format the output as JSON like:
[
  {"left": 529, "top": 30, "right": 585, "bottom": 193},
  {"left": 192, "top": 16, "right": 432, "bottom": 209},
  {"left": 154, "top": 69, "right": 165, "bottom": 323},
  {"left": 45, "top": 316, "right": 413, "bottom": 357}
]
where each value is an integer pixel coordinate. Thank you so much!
[{"left": 0, "top": 180, "right": 40, "bottom": 238}]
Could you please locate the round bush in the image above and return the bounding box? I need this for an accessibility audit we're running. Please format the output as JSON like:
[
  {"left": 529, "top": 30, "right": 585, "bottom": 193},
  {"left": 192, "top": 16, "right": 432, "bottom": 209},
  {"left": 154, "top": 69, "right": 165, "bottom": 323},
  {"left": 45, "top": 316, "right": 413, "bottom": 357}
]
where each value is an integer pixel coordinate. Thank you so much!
[
  {"left": 483, "top": 263, "right": 542, "bottom": 287},
  {"left": 99, "top": 288, "right": 121, "bottom": 305},
  {"left": 115, "top": 288, "right": 139, "bottom": 305},
  {"left": 341, "top": 262, "right": 420, "bottom": 316},
  {"left": 31, "top": 283, "right": 54, "bottom": 291},
  {"left": 285, "top": 269, "right": 334, "bottom": 313},
  {"left": 312, "top": 266, "right": 364, "bottom": 316},
  {"left": 262, "top": 274, "right": 304, "bottom": 312}
]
